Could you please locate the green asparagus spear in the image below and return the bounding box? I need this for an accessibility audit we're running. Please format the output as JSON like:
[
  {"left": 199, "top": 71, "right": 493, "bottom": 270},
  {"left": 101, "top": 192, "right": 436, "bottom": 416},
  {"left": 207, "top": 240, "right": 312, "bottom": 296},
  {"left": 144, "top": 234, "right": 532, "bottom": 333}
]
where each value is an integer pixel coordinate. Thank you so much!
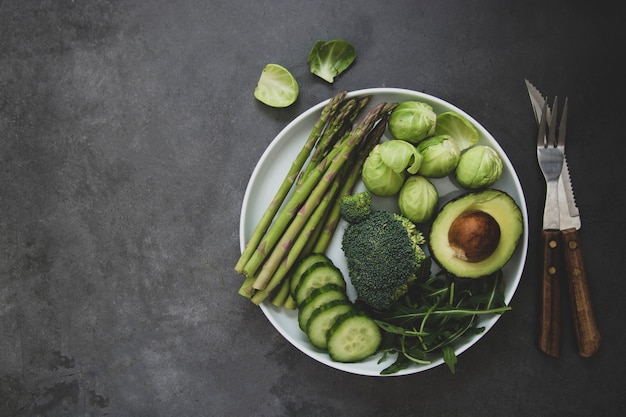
[
  {"left": 234, "top": 91, "right": 347, "bottom": 274},
  {"left": 251, "top": 103, "right": 387, "bottom": 291}
]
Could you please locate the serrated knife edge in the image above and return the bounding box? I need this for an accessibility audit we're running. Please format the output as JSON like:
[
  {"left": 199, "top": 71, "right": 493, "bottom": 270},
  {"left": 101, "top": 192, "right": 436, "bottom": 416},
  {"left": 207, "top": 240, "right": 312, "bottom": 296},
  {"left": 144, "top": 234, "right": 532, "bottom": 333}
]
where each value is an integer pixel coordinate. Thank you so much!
[{"left": 560, "top": 159, "right": 579, "bottom": 218}]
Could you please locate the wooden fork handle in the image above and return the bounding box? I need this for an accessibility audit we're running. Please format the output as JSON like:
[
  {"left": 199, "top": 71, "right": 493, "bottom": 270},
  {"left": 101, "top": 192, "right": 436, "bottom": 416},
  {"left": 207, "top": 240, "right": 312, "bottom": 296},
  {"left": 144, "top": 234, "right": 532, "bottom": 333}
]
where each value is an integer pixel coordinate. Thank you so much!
[
  {"left": 561, "top": 227, "right": 601, "bottom": 357},
  {"left": 539, "top": 229, "right": 562, "bottom": 358}
]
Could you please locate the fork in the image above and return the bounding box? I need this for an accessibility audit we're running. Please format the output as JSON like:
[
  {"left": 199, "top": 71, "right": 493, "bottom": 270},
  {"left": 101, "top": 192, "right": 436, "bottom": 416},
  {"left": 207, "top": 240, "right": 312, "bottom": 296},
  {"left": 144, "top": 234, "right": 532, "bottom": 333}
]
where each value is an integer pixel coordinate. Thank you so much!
[
  {"left": 537, "top": 97, "right": 566, "bottom": 357},
  {"left": 538, "top": 97, "right": 566, "bottom": 228}
]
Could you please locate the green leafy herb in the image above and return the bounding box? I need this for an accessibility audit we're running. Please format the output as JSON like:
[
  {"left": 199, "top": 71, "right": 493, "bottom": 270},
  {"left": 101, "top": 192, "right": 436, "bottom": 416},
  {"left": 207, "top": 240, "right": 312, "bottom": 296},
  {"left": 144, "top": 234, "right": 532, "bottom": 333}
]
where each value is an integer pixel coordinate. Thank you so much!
[
  {"left": 362, "top": 268, "right": 511, "bottom": 375},
  {"left": 442, "top": 346, "right": 458, "bottom": 374},
  {"left": 307, "top": 39, "right": 356, "bottom": 83}
]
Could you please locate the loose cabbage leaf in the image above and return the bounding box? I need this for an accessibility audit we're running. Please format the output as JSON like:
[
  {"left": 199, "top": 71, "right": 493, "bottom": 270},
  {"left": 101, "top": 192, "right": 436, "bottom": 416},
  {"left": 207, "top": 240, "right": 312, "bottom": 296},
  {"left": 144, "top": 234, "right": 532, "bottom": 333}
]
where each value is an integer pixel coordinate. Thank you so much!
[
  {"left": 307, "top": 39, "right": 356, "bottom": 83},
  {"left": 434, "top": 112, "right": 479, "bottom": 151}
]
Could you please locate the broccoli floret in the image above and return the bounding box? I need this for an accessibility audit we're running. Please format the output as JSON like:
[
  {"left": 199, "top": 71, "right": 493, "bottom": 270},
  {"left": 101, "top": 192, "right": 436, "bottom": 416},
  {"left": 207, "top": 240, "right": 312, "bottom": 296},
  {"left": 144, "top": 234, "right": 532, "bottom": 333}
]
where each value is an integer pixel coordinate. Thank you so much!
[
  {"left": 339, "top": 191, "right": 372, "bottom": 224},
  {"left": 341, "top": 207, "right": 426, "bottom": 311}
]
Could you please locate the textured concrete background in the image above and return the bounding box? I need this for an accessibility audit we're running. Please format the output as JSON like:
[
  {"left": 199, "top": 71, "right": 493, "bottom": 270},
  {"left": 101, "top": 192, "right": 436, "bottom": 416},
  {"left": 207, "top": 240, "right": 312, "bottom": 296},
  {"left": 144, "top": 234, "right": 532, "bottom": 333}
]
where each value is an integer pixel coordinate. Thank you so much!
[{"left": 1, "top": 0, "right": 625, "bottom": 416}]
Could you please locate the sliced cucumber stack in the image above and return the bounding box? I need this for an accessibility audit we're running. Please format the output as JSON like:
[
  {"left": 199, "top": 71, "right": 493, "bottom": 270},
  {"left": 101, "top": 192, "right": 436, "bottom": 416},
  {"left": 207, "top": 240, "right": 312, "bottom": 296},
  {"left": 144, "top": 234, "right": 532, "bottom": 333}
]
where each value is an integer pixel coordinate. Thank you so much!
[
  {"left": 294, "top": 262, "right": 345, "bottom": 306},
  {"left": 297, "top": 284, "right": 347, "bottom": 331},
  {"left": 289, "top": 253, "right": 332, "bottom": 301},
  {"left": 290, "top": 253, "right": 381, "bottom": 363},
  {"left": 306, "top": 300, "right": 353, "bottom": 349}
]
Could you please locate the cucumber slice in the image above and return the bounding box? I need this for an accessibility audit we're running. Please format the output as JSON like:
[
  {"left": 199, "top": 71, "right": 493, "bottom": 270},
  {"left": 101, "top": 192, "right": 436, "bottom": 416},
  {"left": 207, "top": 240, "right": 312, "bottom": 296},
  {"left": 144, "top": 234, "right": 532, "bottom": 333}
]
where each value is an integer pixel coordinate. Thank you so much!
[
  {"left": 327, "top": 310, "right": 382, "bottom": 363},
  {"left": 294, "top": 263, "right": 346, "bottom": 305},
  {"left": 289, "top": 253, "right": 332, "bottom": 300},
  {"left": 297, "top": 284, "right": 348, "bottom": 331},
  {"left": 306, "top": 300, "right": 353, "bottom": 350}
]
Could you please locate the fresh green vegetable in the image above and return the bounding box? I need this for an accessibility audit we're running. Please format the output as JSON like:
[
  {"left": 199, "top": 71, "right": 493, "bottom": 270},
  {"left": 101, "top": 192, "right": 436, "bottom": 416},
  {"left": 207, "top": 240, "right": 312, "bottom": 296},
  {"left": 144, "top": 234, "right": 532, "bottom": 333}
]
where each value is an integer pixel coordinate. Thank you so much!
[
  {"left": 306, "top": 300, "right": 354, "bottom": 349},
  {"left": 339, "top": 190, "right": 372, "bottom": 224},
  {"left": 434, "top": 111, "right": 479, "bottom": 151},
  {"left": 294, "top": 262, "right": 346, "bottom": 305},
  {"left": 361, "top": 145, "right": 404, "bottom": 196},
  {"left": 236, "top": 91, "right": 347, "bottom": 277},
  {"left": 297, "top": 283, "right": 347, "bottom": 331},
  {"left": 398, "top": 175, "right": 439, "bottom": 224},
  {"left": 241, "top": 102, "right": 388, "bottom": 295},
  {"left": 340, "top": 192, "right": 427, "bottom": 311},
  {"left": 289, "top": 253, "right": 333, "bottom": 301},
  {"left": 306, "top": 96, "right": 383, "bottom": 254},
  {"left": 239, "top": 91, "right": 518, "bottom": 374},
  {"left": 263, "top": 100, "right": 392, "bottom": 308},
  {"left": 361, "top": 140, "right": 422, "bottom": 196},
  {"left": 429, "top": 189, "right": 523, "bottom": 278},
  {"left": 371, "top": 270, "right": 511, "bottom": 374},
  {"left": 268, "top": 181, "right": 341, "bottom": 308},
  {"left": 417, "top": 135, "right": 461, "bottom": 178},
  {"left": 290, "top": 253, "right": 381, "bottom": 363},
  {"left": 455, "top": 145, "right": 503, "bottom": 189},
  {"left": 376, "top": 140, "right": 422, "bottom": 174},
  {"left": 327, "top": 310, "right": 382, "bottom": 362},
  {"left": 307, "top": 39, "right": 356, "bottom": 83},
  {"left": 237, "top": 93, "right": 393, "bottom": 304},
  {"left": 388, "top": 101, "right": 436, "bottom": 144},
  {"left": 253, "top": 64, "right": 299, "bottom": 108}
]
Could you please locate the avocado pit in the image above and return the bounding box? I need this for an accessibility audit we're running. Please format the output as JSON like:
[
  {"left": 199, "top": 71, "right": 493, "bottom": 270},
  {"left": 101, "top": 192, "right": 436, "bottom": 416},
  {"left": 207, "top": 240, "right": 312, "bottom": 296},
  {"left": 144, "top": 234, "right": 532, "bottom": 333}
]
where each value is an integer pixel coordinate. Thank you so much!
[{"left": 448, "top": 210, "right": 500, "bottom": 263}]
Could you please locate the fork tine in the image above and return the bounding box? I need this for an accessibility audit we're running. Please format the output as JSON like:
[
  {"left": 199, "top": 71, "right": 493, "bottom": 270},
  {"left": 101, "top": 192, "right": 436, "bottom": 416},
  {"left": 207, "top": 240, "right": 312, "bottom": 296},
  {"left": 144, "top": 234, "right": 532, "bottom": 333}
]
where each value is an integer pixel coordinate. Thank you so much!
[
  {"left": 548, "top": 97, "right": 559, "bottom": 147},
  {"left": 558, "top": 97, "right": 568, "bottom": 149},
  {"left": 537, "top": 101, "right": 548, "bottom": 147}
]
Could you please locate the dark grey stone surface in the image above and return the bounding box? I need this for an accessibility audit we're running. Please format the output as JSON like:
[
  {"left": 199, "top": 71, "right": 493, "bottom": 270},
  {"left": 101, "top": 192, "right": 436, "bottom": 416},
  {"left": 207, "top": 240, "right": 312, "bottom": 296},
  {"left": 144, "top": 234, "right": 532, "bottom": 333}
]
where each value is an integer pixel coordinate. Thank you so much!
[{"left": 1, "top": 0, "right": 624, "bottom": 416}]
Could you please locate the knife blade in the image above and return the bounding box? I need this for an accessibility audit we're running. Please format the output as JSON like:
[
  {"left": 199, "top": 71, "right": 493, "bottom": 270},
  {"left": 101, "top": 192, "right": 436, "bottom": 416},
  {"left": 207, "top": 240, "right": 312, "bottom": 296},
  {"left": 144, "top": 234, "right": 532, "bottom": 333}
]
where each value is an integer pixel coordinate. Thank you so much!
[{"left": 525, "top": 80, "right": 601, "bottom": 357}]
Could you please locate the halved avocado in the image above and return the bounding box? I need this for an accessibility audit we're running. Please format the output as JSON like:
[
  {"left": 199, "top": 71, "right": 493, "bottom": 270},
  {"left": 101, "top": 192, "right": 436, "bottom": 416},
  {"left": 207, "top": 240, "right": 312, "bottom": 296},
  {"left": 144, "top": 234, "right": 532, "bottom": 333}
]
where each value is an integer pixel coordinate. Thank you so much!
[{"left": 429, "top": 189, "right": 523, "bottom": 278}]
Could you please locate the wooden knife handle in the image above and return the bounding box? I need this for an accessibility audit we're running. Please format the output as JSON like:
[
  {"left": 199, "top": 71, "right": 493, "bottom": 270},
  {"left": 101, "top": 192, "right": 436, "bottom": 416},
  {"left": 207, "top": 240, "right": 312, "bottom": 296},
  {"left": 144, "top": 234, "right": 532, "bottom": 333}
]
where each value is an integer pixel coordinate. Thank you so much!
[
  {"left": 539, "top": 229, "right": 562, "bottom": 358},
  {"left": 561, "top": 227, "right": 601, "bottom": 357}
]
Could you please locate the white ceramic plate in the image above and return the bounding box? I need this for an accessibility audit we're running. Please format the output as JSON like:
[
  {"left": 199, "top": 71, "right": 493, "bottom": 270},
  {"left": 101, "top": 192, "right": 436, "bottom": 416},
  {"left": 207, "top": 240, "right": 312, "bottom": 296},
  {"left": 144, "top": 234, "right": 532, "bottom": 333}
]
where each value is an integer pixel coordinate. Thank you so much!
[{"left": 239, "top": 88, "right": 528, "bottom": 376}]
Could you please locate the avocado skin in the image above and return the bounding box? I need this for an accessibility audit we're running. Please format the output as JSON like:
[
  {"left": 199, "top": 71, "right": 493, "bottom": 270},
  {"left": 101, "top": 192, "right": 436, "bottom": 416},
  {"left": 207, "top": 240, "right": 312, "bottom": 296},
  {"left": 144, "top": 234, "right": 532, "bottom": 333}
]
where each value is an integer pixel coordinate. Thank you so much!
[{"left": 428, "top": 189, "right": 523, "bottom": 278}]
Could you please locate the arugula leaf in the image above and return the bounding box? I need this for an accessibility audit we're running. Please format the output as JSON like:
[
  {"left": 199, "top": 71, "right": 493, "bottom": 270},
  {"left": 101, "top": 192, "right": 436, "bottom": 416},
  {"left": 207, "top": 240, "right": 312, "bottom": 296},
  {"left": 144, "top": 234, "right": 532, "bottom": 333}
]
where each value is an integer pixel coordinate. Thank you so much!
[
  {"left": 442, "top": 346, "right": 458, "bottom": 374},
  {"left": 370, "top": 270, "right": 510, "bottom": 375}
]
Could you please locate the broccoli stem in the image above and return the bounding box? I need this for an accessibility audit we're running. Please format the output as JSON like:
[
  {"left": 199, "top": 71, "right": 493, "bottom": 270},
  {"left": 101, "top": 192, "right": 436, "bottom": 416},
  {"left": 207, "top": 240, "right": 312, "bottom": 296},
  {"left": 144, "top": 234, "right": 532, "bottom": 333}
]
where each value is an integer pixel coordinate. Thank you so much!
[
  {"left": 234, "top": 91, "right": 347, "bottom": 275},
  {"left": 250, "top": 103, "right": 387, "bottom": 291}
]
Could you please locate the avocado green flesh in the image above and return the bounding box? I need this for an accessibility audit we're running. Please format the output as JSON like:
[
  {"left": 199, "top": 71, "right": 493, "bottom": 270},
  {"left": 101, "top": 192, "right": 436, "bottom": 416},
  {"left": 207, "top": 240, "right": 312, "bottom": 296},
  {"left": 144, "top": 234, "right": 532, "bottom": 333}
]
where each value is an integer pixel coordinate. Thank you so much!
[{"left": 429, "top": 189, "right": 523, "bottom": 278}]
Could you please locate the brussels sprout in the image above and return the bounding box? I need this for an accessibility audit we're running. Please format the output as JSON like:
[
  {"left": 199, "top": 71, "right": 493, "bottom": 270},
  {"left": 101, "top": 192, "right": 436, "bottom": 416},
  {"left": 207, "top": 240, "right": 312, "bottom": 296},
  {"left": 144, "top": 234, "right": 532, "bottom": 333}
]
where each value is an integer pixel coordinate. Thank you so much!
[
  {"left": 388, "top": 101, "right": 437, "bottom": 144},
  {"left": 398, "top": 176, "right": 439, "bottom": 224},
  {"left": 434, "top": 112, "right": 479, "bottom": 151},
  {"left": 307, "top": 39, "right": 356, "bottom": 83},
  {"left": 361, "top": 141, "right": 422, "bottom": 196},
  {"left": 378, "top": 140, "right": 423, "bottom": 174},
  {"left": 455, "top": 145, "right": 503, "bottom": 189},
  {"left": 416, "top": 135, "right": 460, "bottom": 178}
]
